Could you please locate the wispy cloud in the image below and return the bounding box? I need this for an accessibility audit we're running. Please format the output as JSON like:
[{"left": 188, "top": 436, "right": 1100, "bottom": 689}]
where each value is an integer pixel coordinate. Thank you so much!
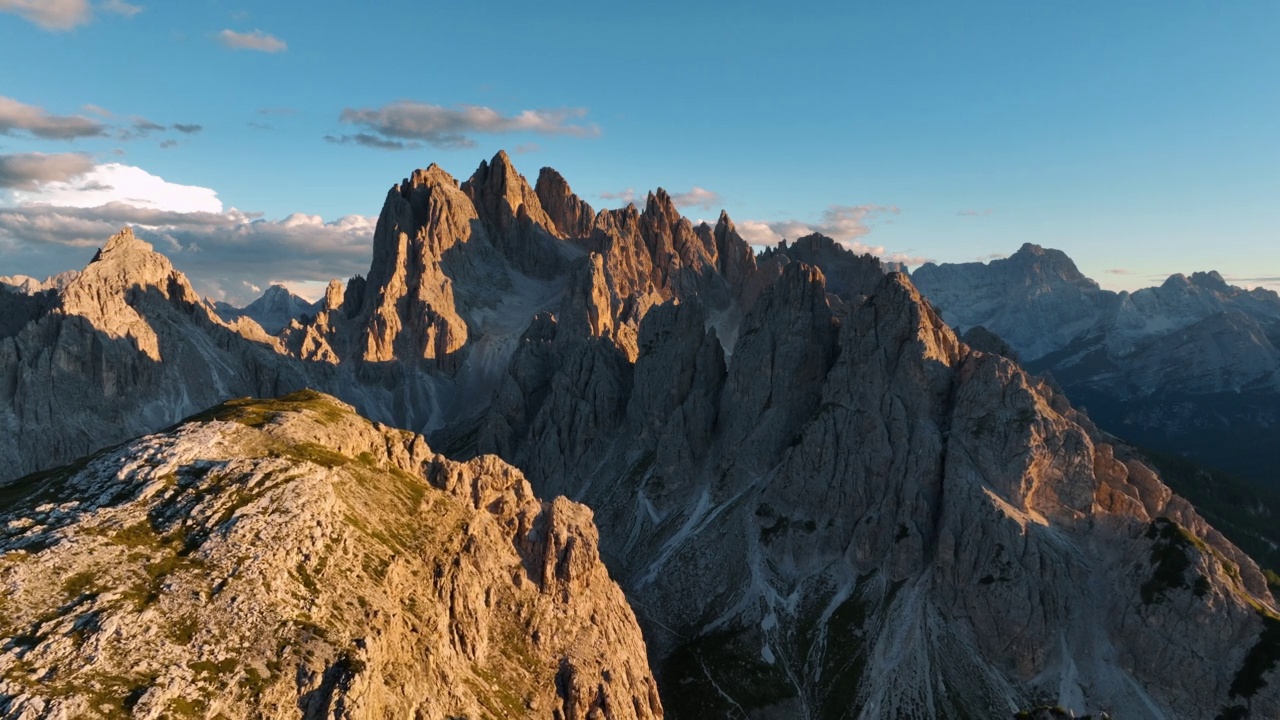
[
  {"left": 125, "top": 117, "right": 166, "bottom": 138},
  {"left": 0, "top": 96, "right": 107, "bottom": 140},
  {"left": 599, "top": 188, "right": 637, "bottom": 206},
  {"left": 101, "top": 0, "right": 141, "bottom": 17},
  {"left": 323, "top": 133, "right": 419, "bottom": 151},
  {"left": 958, "top": 208, "right": 993, "bottom": 217},
  {"left": 735, "top": 205, "right": 927, "bottom": 265},
  {"left": 1106, "top": 268, "right": 1133, "bottom": 275},
  {"left": 0, "top": 0, "right": 91, "bottom": 30},
  {"left": 514, "top": 143, "right": 540, "bottom": 155},
  {"left": 257, "top": 107, "right": 295, "bottom": 116},
  {"left": 669, "top": 187, "right": 721, "bottom": 210},
  {"left": 217, "top": 29, "right": 287, "bottom": 53},
  {"left": 0, "top": 152, "right": 95, "bottom": 190},
  {"left": 158, "top": 139, "right": 178, "bottom": 149},
  {"left": 172, "top": 123, "right": 202, "bottom": 134},
  {"left": 335, "top": 101, "right": 600, "bottom": 150}
]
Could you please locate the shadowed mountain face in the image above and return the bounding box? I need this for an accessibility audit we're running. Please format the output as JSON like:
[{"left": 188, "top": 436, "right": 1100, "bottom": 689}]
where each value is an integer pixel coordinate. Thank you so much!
[
  {"left": 2, "top": 152, "right": 1279, "bottom": 719},
  {"left": 912, "top": 244, "right": 1280, "bottom": 486}
]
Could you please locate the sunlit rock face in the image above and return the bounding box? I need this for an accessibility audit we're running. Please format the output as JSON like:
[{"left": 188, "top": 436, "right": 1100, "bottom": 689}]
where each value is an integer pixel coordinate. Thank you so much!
[
  {"left": 2, "top": 153, "right": 1278, "bottom": 719},
  {"left": 0, "top": 392, "right": 662, "bottom": 720}
]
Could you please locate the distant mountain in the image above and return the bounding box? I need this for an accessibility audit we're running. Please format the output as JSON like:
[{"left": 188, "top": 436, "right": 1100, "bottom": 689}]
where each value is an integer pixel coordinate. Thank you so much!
[
  {"left": 0, "top": 391, "right": 660, "bottom": 719},
  {"left": 213, "top": 284, "right": 321, "bottom": 334},
  {"left": 2, "top": 152, "right": 1278, "bottom": 718},
  {"left": 912, "top": 244, "right": 1280, "bottom": 485},
  {"left": 0, "top": 270, "right": 80, "bottom": 295}
]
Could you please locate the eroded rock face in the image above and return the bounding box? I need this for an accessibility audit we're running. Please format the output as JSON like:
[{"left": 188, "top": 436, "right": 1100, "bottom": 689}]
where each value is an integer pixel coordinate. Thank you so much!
[
  {"left": 0, "top": 392, "right": 661, "bottom": 720},
  {"left": 487, "top": 265, "right": 1280, "bottom": 719}
]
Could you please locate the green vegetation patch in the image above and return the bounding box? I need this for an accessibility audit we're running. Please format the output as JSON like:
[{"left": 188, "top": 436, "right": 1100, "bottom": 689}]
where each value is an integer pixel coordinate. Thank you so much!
[
  {"left": 1141, "top": 517, "right": 1208, "bottom": 605},
  {"left": 1228, "top": 612, "right": 1280, "bottom": 701},
  {"left": 183, "top": 389, "right": 349, "bottom": 429},
  {"left": 274, "top": 442, "right": 350, "bottom": 469},
  {"left": 661, "top": 629, "right": 797, "bottom": 717}
]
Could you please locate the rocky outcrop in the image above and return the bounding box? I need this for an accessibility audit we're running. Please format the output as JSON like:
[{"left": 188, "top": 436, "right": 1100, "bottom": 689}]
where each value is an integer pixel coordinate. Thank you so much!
[
  {"left": 354, "top": 166, "right": 474, "bottom": 364},
  {"left": 0, "top": 391, "right": 662, "bottom": 720},
  {"left": 535, "top": 167, "right": 596, "bottom": 239},
  {"left": 760, "top": 232, "right": 886, "bottom": 305}
]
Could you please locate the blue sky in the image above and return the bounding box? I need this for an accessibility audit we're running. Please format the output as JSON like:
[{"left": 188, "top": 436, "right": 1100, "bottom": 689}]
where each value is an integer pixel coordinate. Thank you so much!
[{"left": 1, "top": 0, "right": 1277, "bottom": 302}]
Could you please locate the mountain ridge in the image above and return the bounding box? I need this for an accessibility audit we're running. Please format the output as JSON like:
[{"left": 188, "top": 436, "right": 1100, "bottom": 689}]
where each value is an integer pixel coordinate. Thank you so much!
[{"left": 1, "top": 151, "right": 1277, "bottom": 718}]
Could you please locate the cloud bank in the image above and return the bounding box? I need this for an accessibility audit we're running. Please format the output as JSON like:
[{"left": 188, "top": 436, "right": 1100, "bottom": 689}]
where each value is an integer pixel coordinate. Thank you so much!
[
  {"left": 0, "top": 96, "right": 107, "bottom": 140},
  {"left": 0, "top": 160, "right": 373, "bottom": 304},
  {"left": 333, "top": 102, "right": 600, "bottom": 150}
]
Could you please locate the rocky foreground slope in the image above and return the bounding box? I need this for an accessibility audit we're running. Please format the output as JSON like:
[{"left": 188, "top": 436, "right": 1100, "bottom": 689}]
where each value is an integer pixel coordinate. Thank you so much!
[
  {"left": 2, "top": 151, "right": 1279, "bottom": 717},
  {"left": 0, "top": 391, "right": 661, "bottom": 719}
]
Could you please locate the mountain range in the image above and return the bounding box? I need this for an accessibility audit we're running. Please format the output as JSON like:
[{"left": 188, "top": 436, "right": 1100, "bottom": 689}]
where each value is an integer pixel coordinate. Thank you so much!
[
  {"left": 1, "top": 151, "right": 1277, "bottom": 719},
  {"left": 911, "top": 244, "right": 1280, "bottom": 487}
]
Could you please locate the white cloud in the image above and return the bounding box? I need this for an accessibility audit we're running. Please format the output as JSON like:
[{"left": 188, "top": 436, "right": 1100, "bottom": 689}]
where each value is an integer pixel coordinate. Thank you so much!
[
  {"left": 0, "top": 96, "right": 107, "bottom": 140},
  {"left": 217, "top": 29, "right": 287, "bottom": 53},
  {"left": 336, "top": 102, "right": 600, "bottom": 149},
  {"left": 101, "top": 0, "right": 141, "bottom": 17},
  {"left": 0, "top": 153, "right": 95, "bottom": 189},
  {"left": 0, "top": 0, "right": 91, "bottom": 30},
  {"left": 668, "top": 187, "right": 721, "bottom": 210},
  {"left": 6, "top": 163, "right": 224, "bottom": 213},
  {"left": 0, "top": 162, "right": 374, "bottom": 304}
]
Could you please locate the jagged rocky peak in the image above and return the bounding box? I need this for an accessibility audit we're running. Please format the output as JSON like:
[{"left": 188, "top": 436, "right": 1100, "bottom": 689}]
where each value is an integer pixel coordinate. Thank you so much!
[
  {"left": 58, "top": 226, "right": 203, "bottom": 361},
  {"left": 462, "top": 149, "right": 557, "bottom": 238},
  {"left": 220, "top": 284, "right": 320, "bottom": 335},
  {"left": 535, "top": 166, "right": 596, "bottom": 238},
  {"left": 1190, "top": 269, "right": 1231, "bottom": 291},
  {"left": 712, "top": 210, "right": 758, "bottom": 291},
  {"left": 761, "top": 232, "right": 887, "bottom": 303},
  {"left": 0, "top": 390, "right": 663, "bottom": 719},
  {"left": 1007, "top": 241, "right": 1099, "bottom": 285},
  {"left": 355, "top": 164, "right": 475, "bottom": 363}
]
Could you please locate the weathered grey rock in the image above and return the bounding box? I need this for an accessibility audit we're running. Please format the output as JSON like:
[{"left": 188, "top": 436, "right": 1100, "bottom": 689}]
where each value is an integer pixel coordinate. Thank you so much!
[{"left": 0, "top": 392, "right": 662, "bottom": 719}]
